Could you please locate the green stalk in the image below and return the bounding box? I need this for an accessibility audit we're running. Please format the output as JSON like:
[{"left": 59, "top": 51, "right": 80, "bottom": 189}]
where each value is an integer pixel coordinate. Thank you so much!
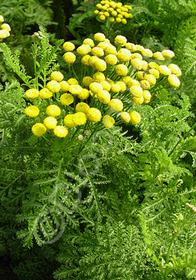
[{"left": 168, "top": 122, "right": 196, "bottom": 157}]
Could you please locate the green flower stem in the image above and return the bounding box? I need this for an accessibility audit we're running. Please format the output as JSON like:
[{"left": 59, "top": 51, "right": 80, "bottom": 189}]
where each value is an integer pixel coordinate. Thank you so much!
[
  {"left": 71, "top": 64, "right": 79, "bottom": 81},
  {"left": 168, "top": 122, "right": 196, "bottom": 157},
  {"left": 77, "top": 124, "right": 103, "bottom": 156}
]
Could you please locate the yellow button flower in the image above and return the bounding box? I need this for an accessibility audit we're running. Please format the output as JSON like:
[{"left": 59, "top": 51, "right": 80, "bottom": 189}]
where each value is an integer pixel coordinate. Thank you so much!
[
  {"left": 63, "top": 52, "right": 76, "bottom": 63},
  {"left": 121, "top": 76, "right": 132, "bottom": 85},
  {"left": 108, "top": 99, "right": 123, "bottom": 111},
  {"left": 73, "top": 112, "right": 87, "bottom": 126},
  {"left": 81, "top": 55, "right": 91, "bottom": 66},
  {"left": 67, "top": 78, "right": 79, "bottom": 85},
  {"left": 50, "top": 71, "right": 64, "bottom": 82},
  {"left": 64, "top": 114, "right": 76, "bottom": 128},
  {"left": 168, "top": 74, "right": 180, "bottom": 87},
  {"left": 83, "top": 38, "right": 95, "bottom": 47},
  {"left": 97, "top": 90, "right": 111, "bottom": 104},
  {"left": 91, "top": 47, "right": 104, "bottom": 57},
  {"left": 141, "top": 48, "right": 153, "bottom": 58},
  {"left": 86, "top": 108, "right": 102, "bottom": 122},
  {"left": 43, "top": 117, "right": 57, "bottom": 129},
  {"left": 168, "top": 64, "right": 182, "bottom": 76},
  {"left": 130, "top": 85, "right": 143, "bottom": 98},
  {"left": 115, "top": 64, "right": 128, "bottom": 76},
  {"left": 1, "top": 23, "right": 11, "bottom": 32},
  {"left": 153, "top": 51, "right": 165, "bottom": 61},
  {"left": 25, "top": 88, "right": 39, "bottom": 99},
  {"left": 162, "top": 49, "right": 175, "bottom": 59},
  {"left": 94, "top": 32, "right": 106, "bottom": 42},
  {"left": 129, "top": 111, "right": 141, "bottom": 125},
  {"left": 25, "top": 105, "right": 40, "bottom": 118},
  {"left": 69, "top": 85, "right": 83, "bottom": 95},
  {"left": 143, "top": 90, "right": 152, "bottom": 103},
  {"left": 94, "top": 59, "right": 107, "bottom": 71},
  {"left": 54, "top": 126, "right": 68, "bottom": 138},
  {"left": 158, "top": 65, "right": 172, "bottom": 76},
  {"left": 46, "top": 80, "right": 61, "bottom": 93},
  {"left": 145, "top": 74, "right": 156, "bottom": 85},
  {"left": 100, "top": 80, "right": 111, "bottom": 91},
  {"left": 0, "top": 29, "right": 9, "bottom": 38},
  {"left": 82, "top": 76, "right": 93, "bottom": 87},
  {"left": 121, "top": 19, "right": 127, "bottom": 24},
  {"left": 104, "top": 44, "right": 117, "bottom": 55},
  {"left": 78, "top": 88, "right": 90, "bottom": 99},
  {"left": 103, "top": 115, "right": 115, "bottom": 128},
  {"left": 89, "top": 82, "right": 103, "bottom": 94},
  {"left": 105, "top": 54, "right": 118, "bottom": 65},
  {"left": 149, "top": 69, "right": 160, "bottom": 79},
  {"left": 77, "top": 44, "right": 91, "bottom": 56},
  {"left": 132, "top": 96, "right": 144, "bottom": 105},
  {"left": 0, "top": 15, "right": 4, "bottom": 23},
  {"left": 125, "top": 43, "right": 137, "bottom": 52},
  {"left": 39, "top": 88, "right": 53, "bottom": 99},
  {"left": 117, "top": 48, "right": 131, "bottom": 62},
  {"left": 121, "top": 112, "right": 130, "bottom": 122},
  {"left": 127, "top": 78, "right": 140, "bottom": 87},
  {"left": 136, "top": 71, "right": 145, "bottom": 80},
  {"left": 141, "top": 60, "right": 148, "bottom": 71},
  {"left": 63, "top": 42, "right": 75, "bottom": 52},
  {"left": 131, "top": 58, "right": 143, "bottom": 70},
  {"left": 148, "top": 61, "right": 159, "bottom": 70},
  {"left": 140, "top": 80, "right": 151, "bottom": 90},
  {"left": 111, "top": 83, "right": 121, "bottom": 93},
  {"left": 116, "top": 81, "right": 126, "bottom": 92},
  {"left": 59, "top": 81, "right": 70, "bottom": 91},
  {"left": 60, "top": 93, "right": 74, "bottom": 105},
  {"left": 46, "top": 105, "right": 61, "bottom": 117},
  {"left": 88, "top": 56, "right": 100, "bottom": 67},
  {"left": 93, "top": 72, "right": 105, "bottom": 82},
  {"left": 75, "top": 102, "right": 90, "bottom": 113},
  {"left": 32, "top": 123, "right": 46, "bottom": 137}
]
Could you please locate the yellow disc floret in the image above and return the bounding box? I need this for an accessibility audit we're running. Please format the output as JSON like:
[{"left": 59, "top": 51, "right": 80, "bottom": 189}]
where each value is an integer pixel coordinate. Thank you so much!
[
  {"left": 46, "top": 80, "right": 61, "bottom": 93},
  {"left": 86, "top": 108, "right": 102, "bottom": 122},
  {"left": 50, "top": 71, "right": 64, "bottom": 82},
  {"left": 46, "top": 105, "right": 61, "bottom": 117},
  {"left": 103, "top": 115, "right": 115, "bottom": 128},
  {"left": 115, "top": 64, "right": 128, "bottom": 76},
  {"left": 25, "top": 88, "right": 39, "bottom": 99},
  {"left": 108, "top": 99, "right": 123, "bottom": 111},
  {"left": 129, "top": 111, "right": 141, "bottom": 125},
  {"left": 32, "top": 123, "right": 47, "bottom": 137},
  {"left": 63, "top": 42, "right": 75, "bottom": 51},
  {"left": 63, "top": 52, "right": 76, "bottom": 63},
  {"left": 39, "top": 88, "right": 53, "bottom": 99},
  {"left": 60, "top": 93, "right": 74, "bottom": 105},
  {"left": 43, "top": 117, "right": 57, "bottom": 129},
  {"left": 54, "top": 126, "right": 68, "bottom": 138},
  {"left": 25, "top": 105, "right": 40, "bottom": 118}
]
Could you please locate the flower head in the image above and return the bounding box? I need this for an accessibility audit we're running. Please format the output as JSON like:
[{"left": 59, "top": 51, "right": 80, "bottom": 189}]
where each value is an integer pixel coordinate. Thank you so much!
[
  {"left": 32, "top": 123, "right": 46, "bottom": 137},
  {"left": 25, "top": 105, "right": 40, "bottom": 118}
]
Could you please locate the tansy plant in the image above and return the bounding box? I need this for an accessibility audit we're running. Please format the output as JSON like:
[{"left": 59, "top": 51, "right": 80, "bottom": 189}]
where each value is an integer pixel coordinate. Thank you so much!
[
  {"left": 94, "top": 0, "right": 133, "bottom": 25},
  {"left": 0, "top": 15, "right": 11, "bottom": 40},
  {"left": 24, "top": 32, "right": 182, "bottom": 140}
]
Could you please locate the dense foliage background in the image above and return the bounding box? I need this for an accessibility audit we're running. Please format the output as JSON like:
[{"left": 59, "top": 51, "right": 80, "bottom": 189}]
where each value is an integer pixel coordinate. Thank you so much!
[{"left": 0, "top": 0, "right": 195, "bottom": 279}]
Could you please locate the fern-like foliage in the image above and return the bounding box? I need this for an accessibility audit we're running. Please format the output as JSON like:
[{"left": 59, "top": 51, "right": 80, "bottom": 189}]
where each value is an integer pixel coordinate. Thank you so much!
[{"left": 54, "top": 218, "right": 151, "bottom": 280}]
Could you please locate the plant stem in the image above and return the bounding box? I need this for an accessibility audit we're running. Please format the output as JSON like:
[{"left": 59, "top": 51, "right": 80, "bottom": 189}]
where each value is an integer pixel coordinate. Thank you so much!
[{"left": 168, "top": 122, "right": 196, "bottom": 157}]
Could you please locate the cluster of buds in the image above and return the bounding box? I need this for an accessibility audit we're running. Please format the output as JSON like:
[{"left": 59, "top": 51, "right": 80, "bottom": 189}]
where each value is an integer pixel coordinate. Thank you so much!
[
  {"left": 0, "top": 15, "right": 11, "bottom": 39},
  {"left": 24, "top": 33, "right": 181, "bottom": 138},
  {"left": 94, "top": 0, "right": 132, "bottom": 24}
]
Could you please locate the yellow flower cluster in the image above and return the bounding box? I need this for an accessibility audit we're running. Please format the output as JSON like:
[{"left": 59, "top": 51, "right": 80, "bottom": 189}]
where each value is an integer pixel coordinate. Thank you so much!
[
  {"left": 94, "top": 0, "right": 132, "bottom": 24},
  {"left": 24, "top": 33, "right": 182, "bottom": 138},
  {"left": 0, "top": 15, "right": 11, "bottom": 39}
]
